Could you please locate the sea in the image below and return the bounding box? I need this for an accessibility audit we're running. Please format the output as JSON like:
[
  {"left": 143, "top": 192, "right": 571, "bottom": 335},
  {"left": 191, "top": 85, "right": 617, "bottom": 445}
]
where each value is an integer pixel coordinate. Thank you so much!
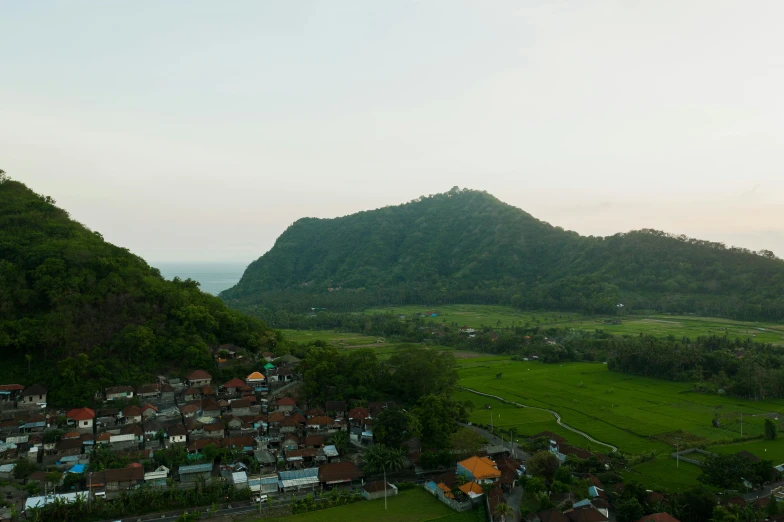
[{"left": 154, "top": 262, "right": 247, "bottom": 296}]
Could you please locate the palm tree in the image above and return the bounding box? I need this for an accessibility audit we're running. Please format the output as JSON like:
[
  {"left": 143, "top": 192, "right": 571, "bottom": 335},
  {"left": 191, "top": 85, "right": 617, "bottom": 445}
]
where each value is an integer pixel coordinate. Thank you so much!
[
  {"left": 494, "top": 501, "right": 514, "bottom": 522},
  {"left": 365, "top": 445, "right": 406, "bottom": 510}
]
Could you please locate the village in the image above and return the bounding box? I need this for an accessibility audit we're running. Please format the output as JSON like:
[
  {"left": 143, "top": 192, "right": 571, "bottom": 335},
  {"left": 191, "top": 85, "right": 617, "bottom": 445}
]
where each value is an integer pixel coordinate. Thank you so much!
[{"left": 0, "top": 345, "right": 764, "bottom": 522}]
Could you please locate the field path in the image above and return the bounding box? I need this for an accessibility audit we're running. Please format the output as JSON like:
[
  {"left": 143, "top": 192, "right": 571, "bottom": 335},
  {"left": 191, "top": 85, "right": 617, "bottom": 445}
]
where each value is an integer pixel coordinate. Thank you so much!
[{"left": 460, "top": 386, "right": 619, "bottom": 453}]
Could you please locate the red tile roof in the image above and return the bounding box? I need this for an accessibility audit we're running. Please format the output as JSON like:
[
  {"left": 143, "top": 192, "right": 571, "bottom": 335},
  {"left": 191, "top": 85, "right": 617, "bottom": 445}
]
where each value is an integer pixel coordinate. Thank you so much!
[
  {"left": 223, "top": 378, "right": 246, "bottom": 388},
  {"left": 66, "top": 407, "right": 95, "bottom": 421},
  {"left": 187, "top": 370, "right": 212, "bottom": 380},
  {"left": 277, "top": 397, "right": 297, "bottom": 406}
]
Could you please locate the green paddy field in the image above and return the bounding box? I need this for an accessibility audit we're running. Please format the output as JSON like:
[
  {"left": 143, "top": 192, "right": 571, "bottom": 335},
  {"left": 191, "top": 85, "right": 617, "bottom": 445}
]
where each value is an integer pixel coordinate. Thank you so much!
[{"left": 365, "top": 304, "right": 784, "bottom": 345}]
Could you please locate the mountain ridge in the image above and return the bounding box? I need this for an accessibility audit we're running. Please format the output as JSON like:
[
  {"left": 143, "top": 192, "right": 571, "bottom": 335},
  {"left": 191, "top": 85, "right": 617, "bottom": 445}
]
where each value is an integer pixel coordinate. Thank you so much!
[{"left": 222, "top": 187, "right": 784, "bottom": 320}]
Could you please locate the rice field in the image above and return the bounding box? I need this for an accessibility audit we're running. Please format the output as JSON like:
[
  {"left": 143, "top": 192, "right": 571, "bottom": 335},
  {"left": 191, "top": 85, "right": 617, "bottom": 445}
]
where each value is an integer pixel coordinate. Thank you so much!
[
  {"left": 457, "top": 357, "right": 784, "bottom": 456},
  {"left": 363, "top": 305, "right": 784, "bottom": 345}
]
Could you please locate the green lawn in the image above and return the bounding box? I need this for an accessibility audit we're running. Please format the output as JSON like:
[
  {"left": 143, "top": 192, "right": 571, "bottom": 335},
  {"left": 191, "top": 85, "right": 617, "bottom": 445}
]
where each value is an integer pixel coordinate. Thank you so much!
[
  {"left": 271, "top": 489, "right": 477, "bottom": 522},
  {"left": 457, "top": 358, "right": 784, "bottom": 455},
  {"left": 363, "top": 305, "right": 784, "bottom": 345},
  {"left": 623, "top": 457, "right": 704, "bottom": 493}
]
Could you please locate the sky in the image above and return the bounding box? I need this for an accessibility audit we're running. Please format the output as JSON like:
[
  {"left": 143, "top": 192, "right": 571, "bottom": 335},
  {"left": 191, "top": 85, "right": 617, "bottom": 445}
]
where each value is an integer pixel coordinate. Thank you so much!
[{"left": 2, "top": 1, "right": 784, "bottom": 263}]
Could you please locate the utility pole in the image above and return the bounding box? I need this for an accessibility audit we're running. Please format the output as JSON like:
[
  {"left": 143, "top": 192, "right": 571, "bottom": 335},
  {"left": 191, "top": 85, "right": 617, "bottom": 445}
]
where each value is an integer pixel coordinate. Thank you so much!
[
  {"left": 258, "top": 466, "right": 262, "bottom": 515},
  {"left": 675, "top": 441, "right": 679, "bottom": 469},
  {"left": 88, "top": 472, "right": 92, "bottom": 511}
]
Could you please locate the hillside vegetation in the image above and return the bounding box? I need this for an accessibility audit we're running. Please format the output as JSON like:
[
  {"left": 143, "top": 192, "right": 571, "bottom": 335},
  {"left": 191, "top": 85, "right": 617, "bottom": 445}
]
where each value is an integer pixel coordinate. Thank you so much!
[
  {"left": 223, "top": 187, "right": 784, "bottom": 320},
  {"left": 0, "top": 175, "right": 276, "bottom": 405}
]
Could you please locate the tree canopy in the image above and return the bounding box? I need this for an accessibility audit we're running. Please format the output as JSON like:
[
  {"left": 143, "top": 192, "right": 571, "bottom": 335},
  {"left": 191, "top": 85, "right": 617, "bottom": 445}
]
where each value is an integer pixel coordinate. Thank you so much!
[
  {"left": 0, "top": 177, "right": 276, "bottom": 405},
  {"left": 222, "top": 187, "right": 784, "bottom": 321}
]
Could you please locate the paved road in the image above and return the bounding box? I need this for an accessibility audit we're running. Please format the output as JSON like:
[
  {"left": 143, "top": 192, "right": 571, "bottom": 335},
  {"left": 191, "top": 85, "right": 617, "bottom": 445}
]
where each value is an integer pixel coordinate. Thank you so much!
[
  {"left": 459, "top": 422, "right": 529, "bottom": 462},
  {"left": 460, "top": 386, "right": 618, "bottom": 453}
]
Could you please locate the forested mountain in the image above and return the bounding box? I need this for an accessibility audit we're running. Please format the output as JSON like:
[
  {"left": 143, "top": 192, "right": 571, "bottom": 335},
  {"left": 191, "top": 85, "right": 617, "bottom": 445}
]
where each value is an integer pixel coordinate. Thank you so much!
[
  {"left": 0, "top": 174, "right": 277, "bottom": 404},
  {"left": 223, "top": 187, "right": 784, "bottom": 320}
]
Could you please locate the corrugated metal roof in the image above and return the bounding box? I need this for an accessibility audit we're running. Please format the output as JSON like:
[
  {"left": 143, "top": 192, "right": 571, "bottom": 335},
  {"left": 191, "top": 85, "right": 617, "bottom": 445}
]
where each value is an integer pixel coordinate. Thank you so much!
[
  {"left": 0, "top": 464, "right": 16, "bottom": 473},
  {"left": 232, "top": 471, "right": 247, "bottom": 484},
  {"left": 179, "top": 463, "right": 213, "bottom": 474}
]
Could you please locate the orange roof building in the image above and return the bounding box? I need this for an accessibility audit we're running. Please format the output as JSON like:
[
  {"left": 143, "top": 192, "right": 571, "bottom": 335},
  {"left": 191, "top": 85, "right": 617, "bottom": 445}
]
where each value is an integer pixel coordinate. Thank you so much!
[
  {"left": 457, "top": 456, "right": 501, "bottom": 483},
  {"left": 246, "top": 371, "right": 265, "bottom": 383},
  {"left": 458, "top": 481, "right": 484, "bottom": 498},
  {"left": 436, "top": 482, "right": 455, "bottom": 499}
]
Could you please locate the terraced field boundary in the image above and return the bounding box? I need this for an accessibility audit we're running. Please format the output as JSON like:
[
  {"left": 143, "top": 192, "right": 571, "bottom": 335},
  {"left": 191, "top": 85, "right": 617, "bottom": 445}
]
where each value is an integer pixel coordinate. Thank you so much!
[{"left": 460, "top": 386, "right": 618, "bottom": 453}]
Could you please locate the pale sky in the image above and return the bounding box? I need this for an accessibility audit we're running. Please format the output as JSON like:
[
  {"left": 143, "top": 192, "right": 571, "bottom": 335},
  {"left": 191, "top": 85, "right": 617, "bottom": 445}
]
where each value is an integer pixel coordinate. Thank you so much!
[{"left": 2, "top": 1, "right": 783, "bottom": 263}]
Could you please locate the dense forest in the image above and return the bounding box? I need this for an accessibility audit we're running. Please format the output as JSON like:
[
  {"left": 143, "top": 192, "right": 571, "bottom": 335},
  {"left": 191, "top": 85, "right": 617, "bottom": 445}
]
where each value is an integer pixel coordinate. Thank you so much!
[
  {"left": 222, "top": 187, "right": 784, "bottom": 320},
  {"left": 0, "top": 174, "right": 277, "bottom": 405}
]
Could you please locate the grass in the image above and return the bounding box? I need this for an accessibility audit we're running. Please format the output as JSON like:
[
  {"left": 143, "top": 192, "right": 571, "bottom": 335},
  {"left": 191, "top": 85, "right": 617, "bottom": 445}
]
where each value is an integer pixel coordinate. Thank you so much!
[
  {"left": 710, "top": 438, "right": 784, "bottom": 464},
  {"left": 457, "top": 358, "right": 784, "bottom": 455},
  {"left": 363, "top": 305, "right": 784, "bottom": 345},
  {"left": 623, "top": 457, "right": 705, "bottom": 493},
  {"left": 270, "top": 489, "right": 477, "bottom": 522}
]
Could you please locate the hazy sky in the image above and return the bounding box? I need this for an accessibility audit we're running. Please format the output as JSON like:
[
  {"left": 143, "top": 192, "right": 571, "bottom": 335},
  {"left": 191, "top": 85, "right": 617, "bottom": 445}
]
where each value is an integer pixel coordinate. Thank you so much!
[{"left": 3, "top": 1, "right": 783, "bottom": 263}]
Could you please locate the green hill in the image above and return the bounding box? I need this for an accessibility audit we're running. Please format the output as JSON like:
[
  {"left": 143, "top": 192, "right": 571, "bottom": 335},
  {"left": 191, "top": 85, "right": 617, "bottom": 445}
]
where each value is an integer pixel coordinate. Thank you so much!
[
  {"left": 0, "top": 174, "right": 277, "bottom": 405},
  {"left": 222, "top": 187, "right": 784, "bottom": 320}
]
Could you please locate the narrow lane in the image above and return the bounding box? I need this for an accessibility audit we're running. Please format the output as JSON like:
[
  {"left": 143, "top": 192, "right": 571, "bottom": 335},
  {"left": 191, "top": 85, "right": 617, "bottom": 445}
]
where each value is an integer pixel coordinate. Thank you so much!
[{"left": 460, "top": 386, "right": 619, "bottom": 453}]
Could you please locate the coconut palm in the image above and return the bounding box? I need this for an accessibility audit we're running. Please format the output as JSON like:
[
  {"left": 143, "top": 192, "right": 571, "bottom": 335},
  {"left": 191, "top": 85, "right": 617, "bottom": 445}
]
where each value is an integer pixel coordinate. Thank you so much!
[{"left": 494, "top": 501, "right": 514, "bottom": 522}]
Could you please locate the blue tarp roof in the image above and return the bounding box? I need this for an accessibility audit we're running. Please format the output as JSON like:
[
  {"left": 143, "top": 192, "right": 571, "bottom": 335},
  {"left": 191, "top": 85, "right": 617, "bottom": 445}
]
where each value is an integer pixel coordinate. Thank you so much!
[
  {"left": 69, "top": 464, "right": 85, "bottom": 474},
  {"left": 425, "top": 481, "right": 438, "bottom": 493}
]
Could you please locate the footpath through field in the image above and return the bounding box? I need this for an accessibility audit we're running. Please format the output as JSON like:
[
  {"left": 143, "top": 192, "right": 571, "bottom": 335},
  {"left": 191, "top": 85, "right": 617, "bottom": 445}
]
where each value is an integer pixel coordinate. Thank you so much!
[{"left": 460, "top": 386, "right": 618, "bottom": 453}]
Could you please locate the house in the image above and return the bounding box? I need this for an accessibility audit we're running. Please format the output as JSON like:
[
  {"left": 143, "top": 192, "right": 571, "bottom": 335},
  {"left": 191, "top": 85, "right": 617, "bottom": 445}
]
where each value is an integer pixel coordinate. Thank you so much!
[
  {"left": 278, "top": 468, "right": 320, "bottom": 492},
  {"left": 105, "top": 386, "right": 134, "bottom": 401},
  {"left": 159, "top": 384, "right": 175, "bottom": 403},
  {"left": 183, "top": 388, "right": 201, "bottom": 402},
  {"left": 223, "top": 378, "right": 246, "bottom": 395},
  {"left": 457, "top": 456, "right": 501, "bottom": 484},
  {"left": 204, "top": 422, "right": 225, "bottom": 439},
  {"left": 458, "top": 481, "right": 484, "bottom": 499},
  {"left": 250, "top": 473, "right": 279, "bottom": 494},
  {"left": 143, "top": 419, "right": 163, "bottom": 441},
  {"left": 136, "top": 384, "right": 160, "bottom": 400},
  {"left": 121, "top": 424, "right": 144, "bottom": 444},
  {"left": 348, "top": 407, "right": 370, "bottom": 426},
  {"left": 201, "top": 400, "right": 221, "bottom": 418},
  {"left": 318, "top": 461, "right": 364, "bottom": 486},
  {"left": 275, "top": 367, "right": 294, "bottom": 383},
  {"left": 276, "top": 397, "right": 296, "bottom": 412},
  {"left": 122, "top": 406, "right": 142, "bottom": 424},
  {"left": 202, "top": 385, "right": 217, "bottom": 398},
  {"left": 564, "top": 506, "right": 608, "bottom": 522},
  {"left": 65, "top": 408, "right": 95, "bottom": 430},
  {"left": 230, "top": 399, "right": 251, "bottom": 416},
  {"left": 55, "top": 438, "right": 83, "bottom": 458},
  {"left": 144, "top": 465, "right": 170, "bottom": 486},
  {"left": 90, "top": 466, "right": 144, "bottom": 491},
  {"left": 20, "top": 384, "right": 47, "bottom": 408},
  {"left": 186, "top": 370, "right": 212, "bottom": 388},
  {"left": 279, "top": 354, "right": 301, "bottom": 367},
  {"left": 141, "top": 404, "right": 158, "bottom": 420},
  {"left": 532, "top": 509, "right": 570, "bottom": 522},
  {"left": 301, "top": 435, "right": 325, "bottom": 448},
  {"left": 261, "top": 352, "right": 274, "bottom": 362},
  {"left": 178, "top": 462, "right": 213, "bottom": 482},
  {"left": 167, "top": 424, "right": 188, "bottom": 444},
  {"left": 179, "top": 404, "right": 201, "bottom": 418},
  {"left": 280, "top": 416, "right": 303, "bottom": 434},
  {"left": 247, "top": 371, "right": 265, "bottom": 387},
  {"left": 306, "top": 407, "right": 324, "bottom": 418},
  {"left": 0, "top": 384, "right": 24, "bottom": 404},
  {"left": 362, "top": 481, "right": 398, "bottom": 501}
]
